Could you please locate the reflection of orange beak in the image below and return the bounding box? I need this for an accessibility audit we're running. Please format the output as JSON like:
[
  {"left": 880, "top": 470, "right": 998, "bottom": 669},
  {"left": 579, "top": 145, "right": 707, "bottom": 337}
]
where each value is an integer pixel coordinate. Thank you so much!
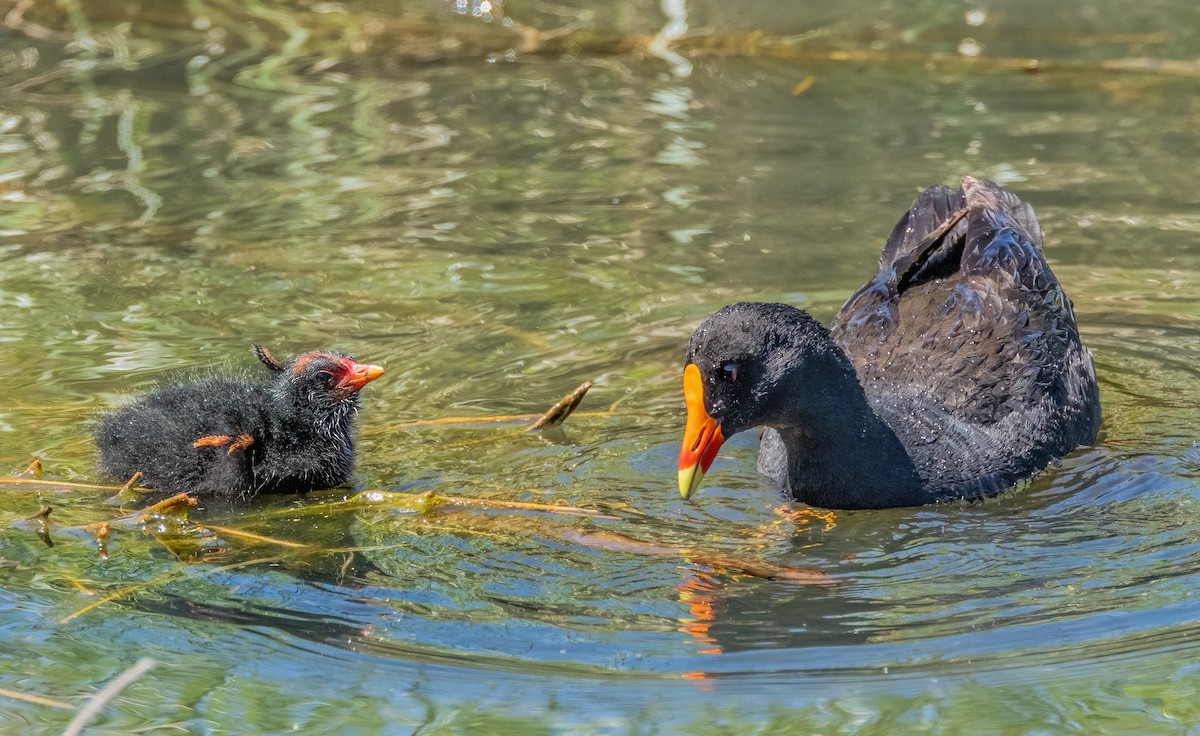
[
  {"left": 678, "top": 363, "right": 724, "bottom": 499},
  {"left": 339, "top": 362, "right": 385, "bottom": 392}
]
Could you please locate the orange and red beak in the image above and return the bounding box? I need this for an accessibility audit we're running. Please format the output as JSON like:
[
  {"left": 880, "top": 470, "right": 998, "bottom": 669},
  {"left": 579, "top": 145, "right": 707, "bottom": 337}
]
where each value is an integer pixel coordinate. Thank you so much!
[
  {"left": 337, "top": 360, "right": 385, "bottom": 392},
  {"left": 678, "top": 362, "right": 724, "bottom": 499}
]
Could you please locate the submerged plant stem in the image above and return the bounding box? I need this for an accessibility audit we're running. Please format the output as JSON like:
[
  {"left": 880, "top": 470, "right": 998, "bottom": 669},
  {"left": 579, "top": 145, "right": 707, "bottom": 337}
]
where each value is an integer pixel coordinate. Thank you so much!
[
  {"left": 384, "top": 409, "right": 615, "bottom": 431},
  {"left": 0, "top": 685, "right": 72, "bottom": 710},
  {"left": 59, "top": 569, "right": 183, "bottom": 623},
  {"left": 201, "top": 523, "right": 311, "bottom": 549}
]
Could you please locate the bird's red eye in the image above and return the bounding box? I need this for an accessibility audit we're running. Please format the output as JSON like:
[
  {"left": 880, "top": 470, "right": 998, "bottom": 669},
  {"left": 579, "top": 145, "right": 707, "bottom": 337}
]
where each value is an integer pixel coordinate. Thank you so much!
[{"left": 721, "top": 361, "right": 740, "bottom": 383}]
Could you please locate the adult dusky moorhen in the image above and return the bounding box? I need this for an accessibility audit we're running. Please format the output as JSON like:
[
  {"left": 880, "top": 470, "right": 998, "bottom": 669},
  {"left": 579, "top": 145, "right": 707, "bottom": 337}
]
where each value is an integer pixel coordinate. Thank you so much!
[
  {"left": 96, "top": 344, "right": 383, "bottom": 499},
  {"left": 677, "top": 176, "right": 1100, "bottom": 509}
]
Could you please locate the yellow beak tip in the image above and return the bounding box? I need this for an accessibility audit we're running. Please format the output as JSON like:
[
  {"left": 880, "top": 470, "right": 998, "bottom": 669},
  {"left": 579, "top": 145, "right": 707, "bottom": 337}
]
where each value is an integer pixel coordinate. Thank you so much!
[{"left": 678, "top": 466, "right": 704, "bottom": 500}]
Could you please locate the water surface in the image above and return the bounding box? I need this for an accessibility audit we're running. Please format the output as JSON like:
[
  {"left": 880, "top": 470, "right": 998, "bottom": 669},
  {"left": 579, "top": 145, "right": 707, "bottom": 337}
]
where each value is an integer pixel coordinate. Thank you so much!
[{"left": 2, "top": 2, "right": 1200, "bottom": 733}]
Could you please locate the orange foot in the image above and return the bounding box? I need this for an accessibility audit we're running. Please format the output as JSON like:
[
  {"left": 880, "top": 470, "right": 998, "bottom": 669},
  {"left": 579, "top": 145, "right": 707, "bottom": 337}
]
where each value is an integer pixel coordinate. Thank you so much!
[{"left": 193, "top": 434, "right": 255, "bottom": 454}]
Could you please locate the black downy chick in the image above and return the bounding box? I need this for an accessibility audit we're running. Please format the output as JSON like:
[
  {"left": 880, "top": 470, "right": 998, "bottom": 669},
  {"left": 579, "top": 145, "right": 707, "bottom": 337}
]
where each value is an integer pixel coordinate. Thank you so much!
[{"left": 95, "top": 344, "right": 384, "bottom": 498}]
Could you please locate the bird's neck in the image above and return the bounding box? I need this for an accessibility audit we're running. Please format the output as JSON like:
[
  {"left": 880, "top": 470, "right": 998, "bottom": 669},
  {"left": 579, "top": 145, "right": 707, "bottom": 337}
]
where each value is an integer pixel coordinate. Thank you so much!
[
  {"left": 769, "top": 361, "right": 924, "bottom": 509},
  {"left": 269, "top": 395, "right": 356, "bottom": 446}
]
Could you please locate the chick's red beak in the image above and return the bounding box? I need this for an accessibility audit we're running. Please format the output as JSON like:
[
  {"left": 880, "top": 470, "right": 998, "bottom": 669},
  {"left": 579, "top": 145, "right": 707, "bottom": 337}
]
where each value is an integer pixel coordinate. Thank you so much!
[
  {"left": 678, "top": 362, "right": 724, "bottom": 499},
  {"left": 337, "top": 360, "right": 385, "bottom": 392}
]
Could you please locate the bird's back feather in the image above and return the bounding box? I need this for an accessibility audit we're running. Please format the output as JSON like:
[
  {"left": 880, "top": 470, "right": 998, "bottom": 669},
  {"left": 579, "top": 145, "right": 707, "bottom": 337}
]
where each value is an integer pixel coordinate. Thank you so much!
[
  {"left": 95, "top": 378, "right": 270, "bottom": 495},
  {"left": 828, "top": 176, "right": 1100, "bottom": 499}
]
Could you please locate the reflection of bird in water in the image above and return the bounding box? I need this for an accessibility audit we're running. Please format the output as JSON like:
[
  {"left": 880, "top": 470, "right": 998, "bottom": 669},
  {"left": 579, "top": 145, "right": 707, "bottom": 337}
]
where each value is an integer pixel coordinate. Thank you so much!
[
  {"left": 671, "top": 506, "right": 842, "bottom": 666},
  {"left": 679, "top": 177, "right": 1101, "bottom": 509},
  {"left": 96, "top": 344, "right": 383, "bottom": 499},
  {"left": 676, "top": 574, "right": 723, "bottom": 657}
]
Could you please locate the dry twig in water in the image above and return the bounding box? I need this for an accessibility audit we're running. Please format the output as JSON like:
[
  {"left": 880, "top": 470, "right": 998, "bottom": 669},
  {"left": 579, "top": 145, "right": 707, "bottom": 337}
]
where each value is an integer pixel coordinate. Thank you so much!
[
  {"left": 16, "top": 458, "right": 42, "bottom": 478},
  {"left": 528, "top": 380, "right": 594, "bottom": 430},
  {"left": 61, "top": 658, "right": 156, "bottom": 736}
]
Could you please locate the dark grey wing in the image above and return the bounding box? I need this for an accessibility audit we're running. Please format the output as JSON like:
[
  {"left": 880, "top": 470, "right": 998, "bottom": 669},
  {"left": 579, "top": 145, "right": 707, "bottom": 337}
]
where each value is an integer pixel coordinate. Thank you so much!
[
  {"left": 877, "top": 184, "right": 962, "bottom": 272},
  {"left": 833, "top": 177, "right": 1046, "bottom": 355},
  {"left": 831, "top": 183, "right": 968, "bottom": 368},
  {"left": 829, "top": 176, "right": 1099, "bottom": 496}
]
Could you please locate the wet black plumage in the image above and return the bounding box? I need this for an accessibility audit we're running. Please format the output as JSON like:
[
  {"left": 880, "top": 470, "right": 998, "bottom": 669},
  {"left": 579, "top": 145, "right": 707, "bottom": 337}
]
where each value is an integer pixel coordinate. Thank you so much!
[
  {"left": 95, "top": 345, "right": 384, "bottom": 499},
  {"left": 681, "top": 176, "right": 1101, "bottom": 509}
]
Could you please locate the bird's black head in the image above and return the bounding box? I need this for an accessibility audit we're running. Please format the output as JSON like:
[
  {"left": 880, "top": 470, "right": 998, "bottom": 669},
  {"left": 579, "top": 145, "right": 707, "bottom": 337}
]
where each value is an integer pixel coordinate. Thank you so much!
[
  {"left": 255, "top": 345, "right": 385, "bottom": 415},
  {"left": 678, "top": 302, "right": 853, "bottom": 498}
]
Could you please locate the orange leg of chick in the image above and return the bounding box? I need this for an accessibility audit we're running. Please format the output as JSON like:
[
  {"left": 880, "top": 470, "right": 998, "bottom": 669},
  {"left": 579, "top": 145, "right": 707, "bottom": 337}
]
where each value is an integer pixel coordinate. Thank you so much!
[
  {"left": 193, "top": 434, "right": 255, "bottom": 454},
  {"left": 226, "top": 434, "right": 254, "bottom": 453}
]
